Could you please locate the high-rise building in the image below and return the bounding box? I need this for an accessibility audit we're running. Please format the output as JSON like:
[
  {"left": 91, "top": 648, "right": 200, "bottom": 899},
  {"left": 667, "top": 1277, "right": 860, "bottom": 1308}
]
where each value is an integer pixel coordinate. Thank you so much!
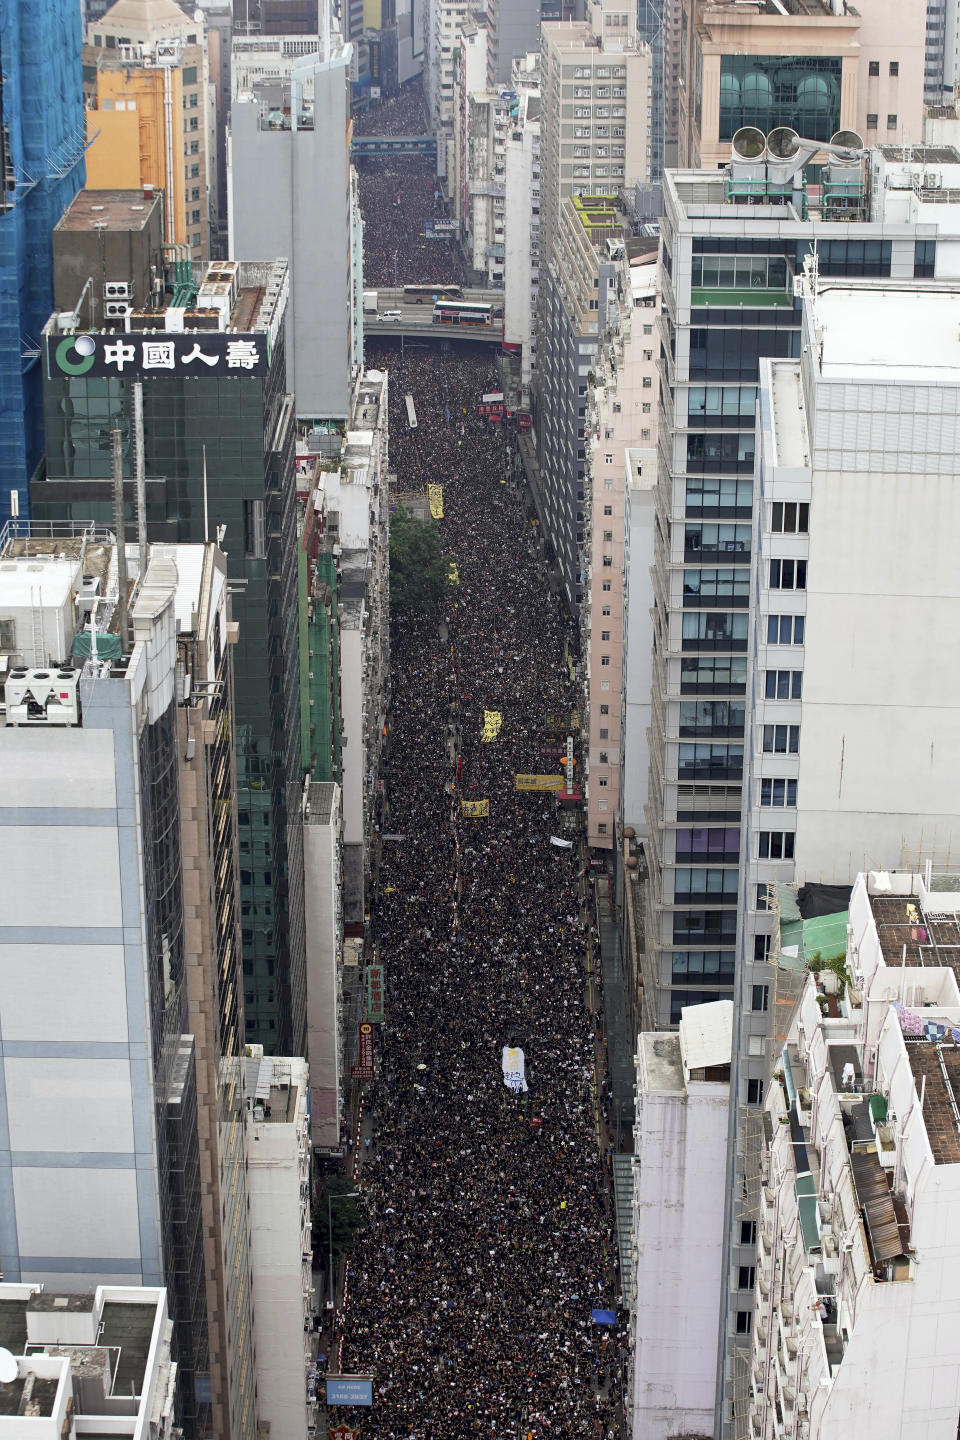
[
  {"left": 31, "top": 191, "right": 306, "bottom": 1055},
  {"left": 0, "top": 0, "right": 85, "bottom": 525},
  {"left": 229, "top": 33, "right": 363, "bottom": 425},
  {"left": 83, "top": 0, "right": 213, "bottom": 263},
  {"left": 539, "top": 0, "right": 651, "bottom": 269},
  {"left": 0, "top": 529, "right": 213, "bottom": 1435},
  {"left": 750, "top": 869, "right": 960, "bottom": 1439},
  {"left": 303, "top": 781, "right": 346, "bottom": 1151},
  {"left": 538, "top": 195, "right": 633, "bottom": 614},
  {"left": 244, "top": 1053, "right": 315, "bottom": 1440},
  {"left": 646, "top": 142, "right": 960, "bottom": 1438},
  {"left": 504, "top": 81, "right": 542, "bottom": 391},
  {"left": 453, "top": 32, "right": 512, "bottom": 285}
]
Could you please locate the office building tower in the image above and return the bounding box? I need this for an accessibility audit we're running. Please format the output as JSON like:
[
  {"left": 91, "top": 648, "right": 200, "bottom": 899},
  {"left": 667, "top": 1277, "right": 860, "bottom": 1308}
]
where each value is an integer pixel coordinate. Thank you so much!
[
  {"left": 539, "top": 0, "right": 651, "bottom": 268},
  {"left": 83, "top": 0, "right": 213, "bottom": 263},
  {"left": 751, "top": 869, "right": 960, "bottom": 1439},
  {"left": 0, "top": 1282, "right": 178, "bottom": 1439},
  {"left": 199, "top": 0, "right": 234, "bottom": 259},
  {"left": 0, "top": 530, "right": 212, "bottom": 1434},
  {"left": 674, "top": 0, "right": 925, "bottom": 169},
  {"left": 631, "top": 1002, "right": 733, "bottom": 1440},
  {"left": 32, "top": 189, "right": 306, "bottom": 1055},
  {"left": 0, "top": 0, "right": 85, "bottom": 525},
  {"left": 647, "top": 141, "right": 960, "bottom": 1437},
  {"left": 504, "top": 83, "right": 542, "bottom": 392},
  {"left": 297, "top": 446, "right": 344, "bottom": 786},
  {"left": 230, "top": 33, "right": 362, "bottom": 425},
  {"left": 244, "top": 1053, "right": 315, "bottom": 1440}
]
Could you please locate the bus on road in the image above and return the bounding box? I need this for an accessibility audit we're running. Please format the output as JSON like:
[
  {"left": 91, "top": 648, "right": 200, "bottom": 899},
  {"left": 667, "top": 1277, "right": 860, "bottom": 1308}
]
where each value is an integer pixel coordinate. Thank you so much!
[
  {"left": 432, "top": 300, "right": 493, "bottom": 328},
  {"left": 404, "top": 284, "right": 463, "bottom": 304}
]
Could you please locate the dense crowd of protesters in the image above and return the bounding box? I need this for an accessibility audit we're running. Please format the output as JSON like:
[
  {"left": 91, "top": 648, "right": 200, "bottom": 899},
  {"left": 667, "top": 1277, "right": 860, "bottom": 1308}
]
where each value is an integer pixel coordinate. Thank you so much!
[{"left": 330, "top": 88, "right": 623, "bottom": 1440}]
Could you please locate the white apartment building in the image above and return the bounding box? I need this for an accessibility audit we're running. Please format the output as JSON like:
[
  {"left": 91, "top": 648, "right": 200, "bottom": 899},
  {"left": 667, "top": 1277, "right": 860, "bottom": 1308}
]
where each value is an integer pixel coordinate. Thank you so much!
[
  {"left": 622, "top": 442, "right": 657, "bottom": 838},
  {"left": 426, "top": 0, "right": 471, "bottom": 175},
  {"left": 245, "top": 1054, "right": 314, "bottom": 1440},
  {"left": 324, "top": 370, "right": 391, "bottom": 925},
  {"left": 452, "top": 20, "right": 489, "bottom": 239},
  {"left": 303, "top": 781, "right": 345, "bottom": 1151},
  {"left": 504, "top": 85, "right": 542, "bottom": 390},
  {"left": 744, "top": 277, "right": 960, "bottom": 984},
  {"left": 632, "top": 1001, "right": 733, "bottom": 1440},
  {"left": 751, "top": 869, "right": 960, "bottom": 1440}
]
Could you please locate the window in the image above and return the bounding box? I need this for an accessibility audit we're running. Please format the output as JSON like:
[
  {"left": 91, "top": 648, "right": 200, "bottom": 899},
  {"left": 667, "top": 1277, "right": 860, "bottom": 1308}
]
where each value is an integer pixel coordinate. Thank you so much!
[
  {"left": 602, "top": 582, "right": 611, "bottom": 592},
  {"left": 243, "top": 499, "right": 265, "bottom": 558},
  {"left": 866, "top": 112, "right": 878, "bottom": 129},
  {"left": 887, "top": 113, "right": 898, "bottom": 129},
  {"left": 889, "top": 60, "right": 899, "bottom": 74},
  {"left": 599, "top": 776, "right": 609, "bottom": 788},
  {"left": 674, "top": 868, "right": 739, "bottom": 901},
  {"left": 602, "top": 556, "right": 613, "bottom": 568},
  {"left": 678, "top": 742, "right": 743, "bottom": 779},
  {"left": 746, "top": 1080, "right": 763, "bottom": 1106},
  {"left": 766, "top": 614, "right": 804, "bottom": 645},
  {"left": 751, "top": 984, "right": 769, "bottom": 1012},
  {"left": 756, "top": 884, "right": 769, "bottom": 911},
  {"left": 603, "top": 505, "right": 613, "bottom": 516},
  {"left": 642, "top": 429, "right": 651, "bottom": 440},
  {"left": 758, "top": 830, "right": 795, "bottom": 860},
  {"left": 718, "top": 53, "right": 842, "bottom": 142},
  {"left": 738, "top": 1266, "right": 756, "bottom": 1291},
  {"left": 642, "top": 402, "right": 651, "bottom": 413},
  {"left": 868, "top": 59, "right": 880, "bottom": 75},
  {"left": 601, "top": 655, "right": 611, "bottom": 666},
  {"left": 601, "top": 630, "right": 611, "bottom": 641},
  {"left": 600, "top": 704, "right": 609, "bottom": 714},
  {"left": 599, "top": 728, "right": 609, "bottom": 740},
  {"left": 642, "top": 376, "right": 652, "bottom": 388},
  {"left": 736, "top": 1310, "right": 753, "bottom": 1334},
  {"left": 915, "top": 239, "right": 936, "bottom": 277},
  {"left": 769, "top": 558, "right": 806, "bottom": 590},
  {"left": 764, "top": 670, "right": 802, "bottom": 700},
  {"left": 771, "top": 501, "right": 808, "bottom": 533},
  {"left": 603, "top": 530, "right": 613, "bottom": 542},
  {"left": 598, "top": 823, "right": 608, "bottom": 834},
  {"left": 755, "top": 934, "right": 770, "bottom": 961},
  {"left": 760, "top": 778, "right": 797, "bottom": 806},
  {"left": 762, "top": 724, "right": 799, "bottom": 753},
  {"left": 740, "top": 1220, "right": 757, "bottom": 1246}
]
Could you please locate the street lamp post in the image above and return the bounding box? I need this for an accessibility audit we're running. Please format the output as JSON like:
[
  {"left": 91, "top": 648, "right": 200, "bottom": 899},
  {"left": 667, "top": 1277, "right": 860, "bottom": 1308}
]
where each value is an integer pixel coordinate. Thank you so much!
[{"left": 327, "top": 1190, "right": 360, "bottom": 1311}]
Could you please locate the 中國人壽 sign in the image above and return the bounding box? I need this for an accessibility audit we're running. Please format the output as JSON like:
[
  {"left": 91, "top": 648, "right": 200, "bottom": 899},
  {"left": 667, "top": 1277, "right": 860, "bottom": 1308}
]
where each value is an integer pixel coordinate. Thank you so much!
[{"left": 46, "top": 331, "right": 270, "bottom": 380}]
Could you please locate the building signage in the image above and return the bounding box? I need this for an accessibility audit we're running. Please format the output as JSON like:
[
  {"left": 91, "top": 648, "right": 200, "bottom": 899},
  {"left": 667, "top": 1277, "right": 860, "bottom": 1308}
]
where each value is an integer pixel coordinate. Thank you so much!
[
  {"left": 515, "top": 774, "right": 565, "bottom": 792},
  {"left": 46, "top": 330, "right": 270, "bottom": 380},
  {"left": 326, "top": 1375, "right": 374, "bottom": 1407},
  {"left": 365, "top": 964, "right": 385, "bottom": 1023},
  {"left": 351, "top": 1023, "right": 374, "bottom": 1081}
]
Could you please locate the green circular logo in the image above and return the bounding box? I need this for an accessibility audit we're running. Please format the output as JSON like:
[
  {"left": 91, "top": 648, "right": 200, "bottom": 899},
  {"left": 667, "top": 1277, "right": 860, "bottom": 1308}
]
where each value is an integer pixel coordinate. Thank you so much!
[{"left": 55, "top": 335, "right": 96, "bottom": 375}]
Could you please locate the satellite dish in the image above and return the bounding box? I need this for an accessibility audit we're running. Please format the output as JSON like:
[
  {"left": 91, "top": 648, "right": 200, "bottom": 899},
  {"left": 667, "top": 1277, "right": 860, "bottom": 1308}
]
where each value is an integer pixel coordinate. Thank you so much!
[{"left": 0, "top": 1348, "right": 18, "bottom": 1384}]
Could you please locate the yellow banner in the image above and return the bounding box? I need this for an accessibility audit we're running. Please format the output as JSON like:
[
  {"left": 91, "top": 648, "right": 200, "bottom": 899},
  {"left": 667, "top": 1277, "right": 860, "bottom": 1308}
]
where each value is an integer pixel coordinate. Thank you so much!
[
  {"left": 428, "top": 484, "right": 444, "bottom": 519},
  {"left": 448, "top": 561, "right": 460, "bottom": 585},
  {"left": 481, "top": 710, "right": 502, "bottom": 742},
  {"left": 461, "top": 799, "right": 490, "bottom": 817},
  {"left": 515, "top": 774, "right": 565, "bottom": 792}
]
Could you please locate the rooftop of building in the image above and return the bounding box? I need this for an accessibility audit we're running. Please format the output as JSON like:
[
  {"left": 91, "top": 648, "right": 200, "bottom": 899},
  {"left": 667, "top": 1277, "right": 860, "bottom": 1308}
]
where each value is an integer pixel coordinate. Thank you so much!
[
  {"left": 244, "top": 1053, "right": 307, "bottom": 1123},
  {"left": 701, "top": 0, "right": 838, "bottom": 18},
  {"left": 90, "top": 0, "right": 203, "bottom": 42},
  {"left": 305, "top": 780, "right": 338, "bottom": 824},
  {"left": 904, "top": 1040, "right": 960, "bottom": 1163},
  {"left": 54, "top": 189, "right": 160, "bottom": 233},
  {"left": 866, "top": 891, "right": 960, "bottom": 971},
  {"left": 811, "top": 285, "right": 960, "bottom": 382},
  {"left": 766, "top": 358, "right": 809, "bottom": 469},
  {"left": 878, "top": 143, "right": 960, "bottom": 163}
]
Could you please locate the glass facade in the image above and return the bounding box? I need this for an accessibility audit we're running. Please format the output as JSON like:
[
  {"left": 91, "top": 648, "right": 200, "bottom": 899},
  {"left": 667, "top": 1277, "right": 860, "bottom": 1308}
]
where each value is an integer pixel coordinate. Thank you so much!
[
  {"left": 718, "top": 54, "right": 842, "bottom": 142},
  {"left": 37, "top": 318, "right": 306, "bottom": 1054}
]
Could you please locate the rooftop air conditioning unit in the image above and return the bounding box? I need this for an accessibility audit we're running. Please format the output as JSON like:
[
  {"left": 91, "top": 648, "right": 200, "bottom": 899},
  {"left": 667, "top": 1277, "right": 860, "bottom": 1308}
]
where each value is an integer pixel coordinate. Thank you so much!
[
  {"left": 5, "top": 668, "right": 80, "bottom": 726},
  {"left": 104, "top": 281, "right": 131, "bottom": 300},
  {"left": 104, "top": 301, "right": 131, "bottom": 319}
]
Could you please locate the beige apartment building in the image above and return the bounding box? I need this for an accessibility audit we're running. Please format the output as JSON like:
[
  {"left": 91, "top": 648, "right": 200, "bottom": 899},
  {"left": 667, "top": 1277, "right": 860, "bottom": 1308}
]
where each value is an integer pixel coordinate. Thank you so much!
[
  {"left": 540, "top": 0, "right": 651, "bottom": 269},
  {"left": 677, "top": 0, "right": 925, "bottom": 169}
]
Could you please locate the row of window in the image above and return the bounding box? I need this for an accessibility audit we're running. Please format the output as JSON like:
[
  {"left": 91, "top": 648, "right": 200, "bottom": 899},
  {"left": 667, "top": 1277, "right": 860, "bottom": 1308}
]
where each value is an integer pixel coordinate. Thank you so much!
[
  {"left": 673, "top": 951, "right": 736, "bottom": 981},
  {"left": 675, "top": 868, "right": 740, "bottom": 899},
  {"left": 684, "top": 568, "right": 750, "bottom": 604},
  {"left": 769, "top": 557, "right": 806, "bottom": 590},
  {"left": 676, "top": 826, "right": 740, "bottom": 858},
  {"left": 765, "top": 669, "right": 803, "bottom": 699},
  {"left": 767, "top": 614, "right": 804, "bottom": 645},
  {"left": 682, "top": 611, "right": 748, "bottom": 648}
]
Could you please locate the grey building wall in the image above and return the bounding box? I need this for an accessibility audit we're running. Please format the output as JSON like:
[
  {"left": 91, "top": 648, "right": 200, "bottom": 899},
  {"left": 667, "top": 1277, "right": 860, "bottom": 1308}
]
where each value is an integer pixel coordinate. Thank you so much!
[{"left": 490, "top": 0, "right": 541, "bottom": 85}]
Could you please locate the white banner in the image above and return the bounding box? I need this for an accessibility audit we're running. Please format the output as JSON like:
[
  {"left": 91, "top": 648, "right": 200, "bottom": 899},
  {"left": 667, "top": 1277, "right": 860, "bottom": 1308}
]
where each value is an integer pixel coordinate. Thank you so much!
[
  {"left": 502, "top": 1046, "right": 528, "bottom": 1093},
  {"left": 549, "top": 835, "right": 574, "bottom": 849}
]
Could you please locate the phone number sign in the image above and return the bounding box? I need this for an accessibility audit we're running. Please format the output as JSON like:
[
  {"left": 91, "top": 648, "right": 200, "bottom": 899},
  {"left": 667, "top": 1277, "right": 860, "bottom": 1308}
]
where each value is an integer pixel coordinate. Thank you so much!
[{"left": 46, "top": 330, "right": 269, "bottom": 379}]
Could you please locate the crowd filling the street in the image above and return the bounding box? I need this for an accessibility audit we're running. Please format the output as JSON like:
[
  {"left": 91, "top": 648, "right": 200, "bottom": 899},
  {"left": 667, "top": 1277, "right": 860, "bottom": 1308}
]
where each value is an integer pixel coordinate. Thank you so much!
[{"left": 329, "top": 86, "right": 625, "bottom": 1439}]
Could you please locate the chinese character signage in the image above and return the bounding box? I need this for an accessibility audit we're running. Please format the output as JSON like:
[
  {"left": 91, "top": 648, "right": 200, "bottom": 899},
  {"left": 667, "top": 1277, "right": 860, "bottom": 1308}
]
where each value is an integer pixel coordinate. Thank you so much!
[
  {"left": 351, "top": 1022, "right": 374, "bottom": 1082},
  {"left": 46, "top": 330, "right": 269, "bottom": 380},
  {"left": 515, "top": 774, "right": 565, "bottom": 792},
  {"left": 461, "top": 799, "right": 490, "bottom": 817},
  {"left": 365, "top": 964, "right": 385, "bottom": 1023},
  {"left": 427, "top": 484, "right": 444, "bottom": 519}
]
